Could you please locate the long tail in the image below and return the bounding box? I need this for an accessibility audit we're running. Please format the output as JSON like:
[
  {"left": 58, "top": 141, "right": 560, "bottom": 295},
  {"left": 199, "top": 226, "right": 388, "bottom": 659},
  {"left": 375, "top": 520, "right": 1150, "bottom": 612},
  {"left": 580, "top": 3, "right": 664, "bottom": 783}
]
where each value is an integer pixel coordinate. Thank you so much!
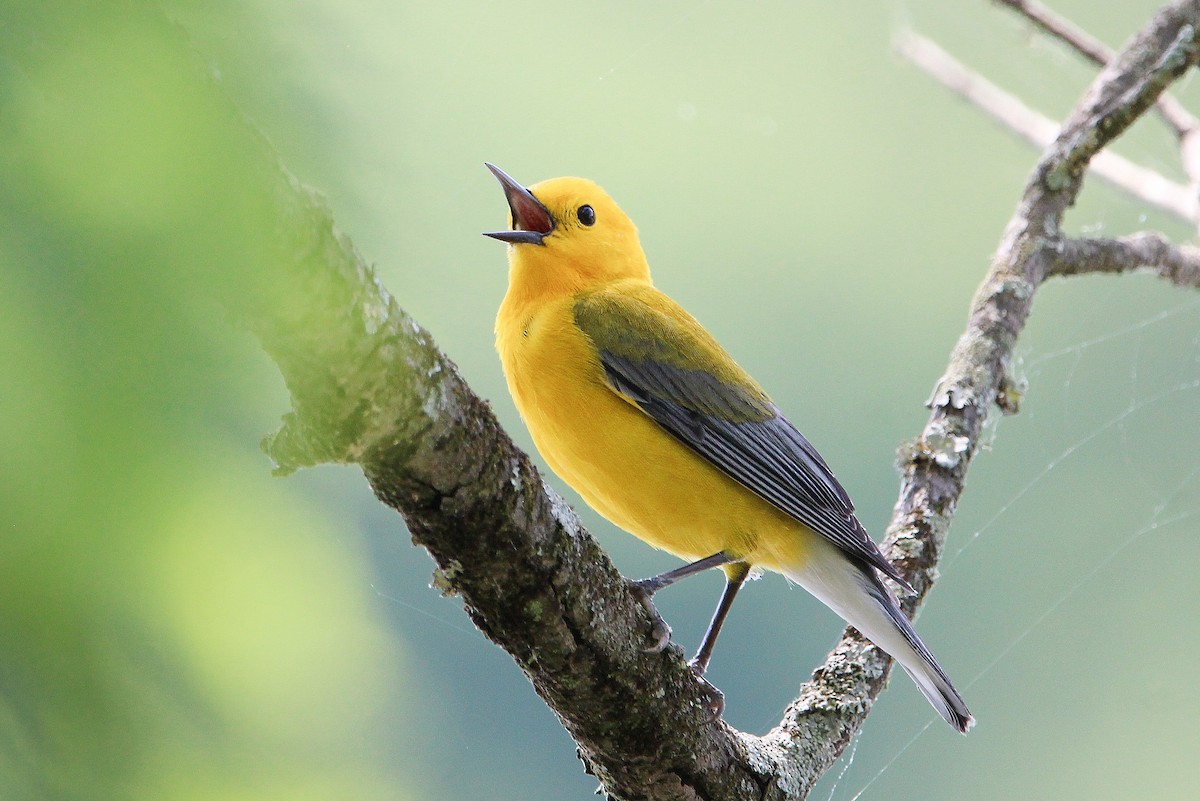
[{"left": 782, "top": 541, "right": 974, "bottom": 733}]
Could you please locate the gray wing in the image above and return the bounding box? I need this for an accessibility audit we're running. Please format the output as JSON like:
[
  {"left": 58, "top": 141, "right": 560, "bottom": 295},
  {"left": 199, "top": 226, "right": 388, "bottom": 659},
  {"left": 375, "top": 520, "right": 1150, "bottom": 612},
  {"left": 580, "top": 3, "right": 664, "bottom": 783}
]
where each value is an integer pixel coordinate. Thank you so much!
[{"left": 575, "top": 292, "right": 912, "bottom": 590}]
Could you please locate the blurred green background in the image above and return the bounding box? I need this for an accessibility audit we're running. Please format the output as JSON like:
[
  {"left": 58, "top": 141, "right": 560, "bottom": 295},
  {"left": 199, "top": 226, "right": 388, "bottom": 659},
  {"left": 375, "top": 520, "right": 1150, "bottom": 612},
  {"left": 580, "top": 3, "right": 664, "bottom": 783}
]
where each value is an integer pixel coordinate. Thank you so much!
[{"left": 2, "top": 1, "right": 1197, "bottom": 799}]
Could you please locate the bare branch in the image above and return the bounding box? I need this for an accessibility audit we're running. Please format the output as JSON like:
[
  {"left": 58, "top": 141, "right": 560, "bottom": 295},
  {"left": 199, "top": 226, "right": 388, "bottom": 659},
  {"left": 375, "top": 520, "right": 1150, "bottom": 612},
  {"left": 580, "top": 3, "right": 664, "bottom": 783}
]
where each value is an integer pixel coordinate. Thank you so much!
[
  {"left": 756, "top": 4, "right": 1200, "bottom": 796},
  {"left": 995, "top": 0, "right": 1112, "bottom": 66},
  {"left": 1048, "top": 231, "right": 1200, "bottom": 286},
  {"left": 992, "top": 0, "right": 1200, "bottom": 226},
  {"left": 993, "top": 0, "right": 1200, "bottom": 138},
  {"left": 896, "top": 29, "right": 1199, "bottom": 224}
]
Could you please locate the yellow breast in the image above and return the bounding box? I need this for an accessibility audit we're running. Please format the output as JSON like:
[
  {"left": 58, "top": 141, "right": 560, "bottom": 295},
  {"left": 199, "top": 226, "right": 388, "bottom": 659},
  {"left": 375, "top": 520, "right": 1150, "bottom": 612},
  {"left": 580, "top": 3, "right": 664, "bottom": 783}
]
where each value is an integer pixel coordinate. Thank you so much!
[{"left": 496, "top": 291, "right": 809, "bottom": 571}]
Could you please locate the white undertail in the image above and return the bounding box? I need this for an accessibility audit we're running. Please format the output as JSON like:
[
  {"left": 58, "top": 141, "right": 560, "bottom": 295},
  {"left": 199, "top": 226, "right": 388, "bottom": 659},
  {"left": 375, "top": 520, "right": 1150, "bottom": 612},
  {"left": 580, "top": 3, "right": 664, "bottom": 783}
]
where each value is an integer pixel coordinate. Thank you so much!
[{"left": 782, "top": 539, "right": 973, "bottom": 733}]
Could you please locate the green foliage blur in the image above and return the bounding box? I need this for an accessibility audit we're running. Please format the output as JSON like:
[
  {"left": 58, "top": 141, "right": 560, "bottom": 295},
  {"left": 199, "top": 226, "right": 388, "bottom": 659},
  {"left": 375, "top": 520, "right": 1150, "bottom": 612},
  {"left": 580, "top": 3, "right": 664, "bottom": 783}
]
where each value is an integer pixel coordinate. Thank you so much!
[
  {"left": 1, "top": 3, "right": 407, "bottom": 799},
  {"left": 2, "top": 1, "right": 1198, "bottom": 800}
]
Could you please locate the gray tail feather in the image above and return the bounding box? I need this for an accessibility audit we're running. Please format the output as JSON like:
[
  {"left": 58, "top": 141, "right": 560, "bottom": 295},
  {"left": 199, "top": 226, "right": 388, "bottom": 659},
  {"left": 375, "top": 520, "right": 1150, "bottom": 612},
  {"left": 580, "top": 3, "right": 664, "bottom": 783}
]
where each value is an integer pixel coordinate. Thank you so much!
[{"left": 859, "top": 567, "right": 974, "bottom": 734}]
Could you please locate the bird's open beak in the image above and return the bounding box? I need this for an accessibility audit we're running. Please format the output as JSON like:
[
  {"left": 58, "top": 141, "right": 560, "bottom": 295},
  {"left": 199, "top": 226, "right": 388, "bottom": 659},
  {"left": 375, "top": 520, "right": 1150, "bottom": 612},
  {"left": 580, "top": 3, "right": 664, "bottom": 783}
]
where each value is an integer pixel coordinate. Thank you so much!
[{"left": 483, "top": 163, "right": 554, "bottom": 245}]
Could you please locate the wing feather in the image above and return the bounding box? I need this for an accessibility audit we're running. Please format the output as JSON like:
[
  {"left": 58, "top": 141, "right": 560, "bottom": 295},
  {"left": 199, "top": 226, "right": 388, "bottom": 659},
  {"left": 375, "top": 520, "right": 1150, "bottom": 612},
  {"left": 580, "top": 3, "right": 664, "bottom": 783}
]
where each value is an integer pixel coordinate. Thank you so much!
[{"left": 576, "top": 288, "right": 911, "bottom": 590}]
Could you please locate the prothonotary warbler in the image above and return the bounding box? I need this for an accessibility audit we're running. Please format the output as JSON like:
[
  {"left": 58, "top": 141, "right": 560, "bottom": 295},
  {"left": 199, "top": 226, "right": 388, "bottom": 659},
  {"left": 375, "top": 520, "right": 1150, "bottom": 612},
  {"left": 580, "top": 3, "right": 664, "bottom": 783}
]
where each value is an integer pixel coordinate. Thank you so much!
[{"left": 483, "top": 164, "right": 973, "bottom": 733}]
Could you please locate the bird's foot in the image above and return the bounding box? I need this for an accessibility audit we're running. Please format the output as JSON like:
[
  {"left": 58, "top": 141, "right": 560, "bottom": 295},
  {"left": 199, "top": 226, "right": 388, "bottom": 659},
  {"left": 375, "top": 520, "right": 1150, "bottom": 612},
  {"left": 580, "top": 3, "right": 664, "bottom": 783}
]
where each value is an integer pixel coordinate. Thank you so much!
[
  {"left": 687, "top": 659, "right": 725, "bottom": 722},
  {"left": 627, "top": 579, "right": 672, "bottom": 653}
]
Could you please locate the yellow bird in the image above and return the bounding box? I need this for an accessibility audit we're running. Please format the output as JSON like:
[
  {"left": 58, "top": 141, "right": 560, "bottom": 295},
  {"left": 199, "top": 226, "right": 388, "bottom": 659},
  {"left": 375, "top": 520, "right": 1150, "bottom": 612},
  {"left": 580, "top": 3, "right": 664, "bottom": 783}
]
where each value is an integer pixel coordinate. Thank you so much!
[{"left": 483, "top": 164, "right": 972, "bottom": 732}]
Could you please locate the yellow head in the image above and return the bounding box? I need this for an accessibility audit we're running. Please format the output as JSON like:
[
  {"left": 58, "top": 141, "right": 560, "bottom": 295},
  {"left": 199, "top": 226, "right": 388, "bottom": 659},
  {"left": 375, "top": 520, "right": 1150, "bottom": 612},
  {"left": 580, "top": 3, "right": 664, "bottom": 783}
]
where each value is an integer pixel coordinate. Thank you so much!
[{"left": 483, "top": 164, "right": 651, "bottom": 299}]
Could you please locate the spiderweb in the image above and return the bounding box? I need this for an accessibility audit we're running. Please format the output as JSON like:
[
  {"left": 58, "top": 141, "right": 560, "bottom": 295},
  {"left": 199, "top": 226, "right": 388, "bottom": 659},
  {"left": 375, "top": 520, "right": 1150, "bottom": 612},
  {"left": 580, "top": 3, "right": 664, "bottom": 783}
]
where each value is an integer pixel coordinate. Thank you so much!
[{"left": 818, "top": 280, "right": 1200, "bottom": 800}]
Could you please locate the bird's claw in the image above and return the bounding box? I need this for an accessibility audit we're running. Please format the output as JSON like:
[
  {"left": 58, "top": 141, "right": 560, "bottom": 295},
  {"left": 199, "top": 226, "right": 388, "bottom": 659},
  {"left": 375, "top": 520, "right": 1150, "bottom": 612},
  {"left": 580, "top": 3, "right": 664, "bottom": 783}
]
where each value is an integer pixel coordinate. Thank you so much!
[
  {"left": 688, "top": 660, "right": 725, "bottom": 722},
  {"left": 627, "top": 579, "right": 672, "bottom": 653}
]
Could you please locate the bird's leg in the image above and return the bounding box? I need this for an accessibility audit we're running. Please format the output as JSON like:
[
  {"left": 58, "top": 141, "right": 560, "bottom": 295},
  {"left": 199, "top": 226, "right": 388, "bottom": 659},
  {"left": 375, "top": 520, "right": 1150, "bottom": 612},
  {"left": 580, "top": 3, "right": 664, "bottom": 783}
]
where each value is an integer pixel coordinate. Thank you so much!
[
  {"left": 689, "top": 561, "right": 750, "bottom": 675},
  {"left": 628, "top": 552, "right": 732, "bottom": 653},
  {"left": 688, "top": 562, "right": 751, "bottom": 721},
  {"left": 634, "top": 552, "right": 733, "bottom": 594}
]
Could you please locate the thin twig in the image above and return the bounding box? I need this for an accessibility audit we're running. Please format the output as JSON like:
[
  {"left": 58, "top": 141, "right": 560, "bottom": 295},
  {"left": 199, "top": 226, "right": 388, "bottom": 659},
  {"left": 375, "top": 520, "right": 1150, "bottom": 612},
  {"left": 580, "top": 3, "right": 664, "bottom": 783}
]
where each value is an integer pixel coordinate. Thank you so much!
[
  {"left": 993, "top": 0, "right": 1200, "bottom": 223},
  {"left": 1048, "top": 231, "right": 1200, "bottom": 286},
  {"left": 896, "top": 29, "right": 1199, "bottom": 225},
  {"left": 767, "top": 7, "right": 1200, "bottom": 796},
  {"left": 993, "top": 0, "right": 1199, "bottom": 137},
  {"left": 996, "top": 0, "right": 1112, "bottom": 66}
]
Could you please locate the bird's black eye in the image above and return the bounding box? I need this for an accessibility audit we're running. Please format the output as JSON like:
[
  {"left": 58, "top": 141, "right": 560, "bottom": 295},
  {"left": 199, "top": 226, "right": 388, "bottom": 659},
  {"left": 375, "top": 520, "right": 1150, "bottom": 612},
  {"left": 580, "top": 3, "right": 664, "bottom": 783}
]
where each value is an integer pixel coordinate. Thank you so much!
[{"left": 577, "top": 205, "right": 596, "bottom": 226}]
